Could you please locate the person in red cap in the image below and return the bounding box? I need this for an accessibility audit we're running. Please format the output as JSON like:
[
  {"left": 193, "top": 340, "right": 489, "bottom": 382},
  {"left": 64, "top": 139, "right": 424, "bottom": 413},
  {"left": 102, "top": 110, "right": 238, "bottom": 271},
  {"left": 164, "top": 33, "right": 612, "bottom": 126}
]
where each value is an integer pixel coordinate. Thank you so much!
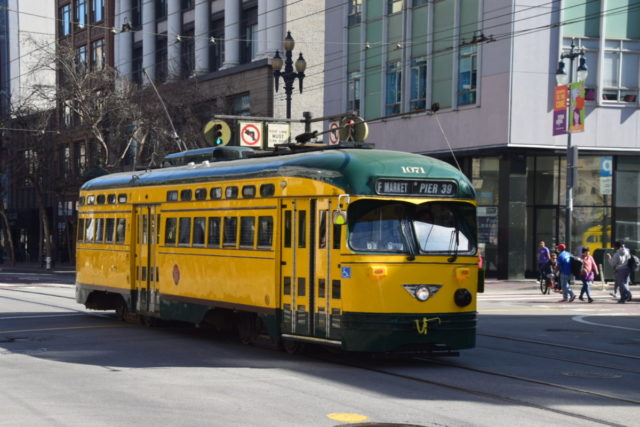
[{"left": 556, "top": 244, "right": 576, "bottom": 302}]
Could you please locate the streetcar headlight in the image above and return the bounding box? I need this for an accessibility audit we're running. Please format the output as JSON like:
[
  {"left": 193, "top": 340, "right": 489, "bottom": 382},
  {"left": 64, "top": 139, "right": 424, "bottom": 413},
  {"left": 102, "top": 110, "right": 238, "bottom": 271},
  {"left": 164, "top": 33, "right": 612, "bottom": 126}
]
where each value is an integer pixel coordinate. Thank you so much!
[
  {"left": 403, "top": 284, "right": 441, "bottom": 302},
  {"left": 415, "top": 286, "right": 430, "bottom": 301},
  {"left": 454, "top": 288, "right": 472, "bottom": 307}
]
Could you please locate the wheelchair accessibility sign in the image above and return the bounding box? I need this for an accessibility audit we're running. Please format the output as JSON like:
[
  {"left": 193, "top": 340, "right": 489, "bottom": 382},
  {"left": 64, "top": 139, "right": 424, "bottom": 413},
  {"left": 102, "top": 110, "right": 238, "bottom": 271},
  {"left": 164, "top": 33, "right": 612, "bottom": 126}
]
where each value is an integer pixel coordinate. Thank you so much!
[{"left": 341, "top": 267, "right": 351, "bottom": 279}]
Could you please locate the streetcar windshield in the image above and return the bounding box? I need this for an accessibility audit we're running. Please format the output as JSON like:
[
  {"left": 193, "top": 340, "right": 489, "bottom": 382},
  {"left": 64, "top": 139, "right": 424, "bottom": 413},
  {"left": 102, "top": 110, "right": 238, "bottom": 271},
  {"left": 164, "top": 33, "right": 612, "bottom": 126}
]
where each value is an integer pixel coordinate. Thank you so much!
[{"left": 348, "top": 200, "right": 476, "bottom": 255}]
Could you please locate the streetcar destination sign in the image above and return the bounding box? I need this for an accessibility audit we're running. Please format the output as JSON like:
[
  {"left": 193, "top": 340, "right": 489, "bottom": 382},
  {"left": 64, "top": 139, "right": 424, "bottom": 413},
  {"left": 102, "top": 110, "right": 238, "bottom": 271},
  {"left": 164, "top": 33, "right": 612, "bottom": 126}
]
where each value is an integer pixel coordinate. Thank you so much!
[{"left": 375, "top": 179, "right": 457, "bottom": 196}]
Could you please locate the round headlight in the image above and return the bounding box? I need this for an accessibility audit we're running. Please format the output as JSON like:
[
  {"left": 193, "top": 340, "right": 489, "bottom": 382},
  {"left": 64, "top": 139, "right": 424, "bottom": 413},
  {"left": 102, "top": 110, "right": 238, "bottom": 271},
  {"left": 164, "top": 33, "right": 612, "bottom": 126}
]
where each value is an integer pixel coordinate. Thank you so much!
[{"left": 415, "top": 286, "right": 430, "bottom": 301}]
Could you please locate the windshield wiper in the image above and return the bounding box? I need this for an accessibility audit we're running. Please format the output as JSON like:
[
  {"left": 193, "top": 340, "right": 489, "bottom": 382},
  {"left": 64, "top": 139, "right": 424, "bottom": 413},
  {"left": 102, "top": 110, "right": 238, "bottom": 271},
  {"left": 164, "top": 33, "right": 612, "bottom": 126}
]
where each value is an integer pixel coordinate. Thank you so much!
[{"left": 447, "top": 227, "right": 459, "bottom": 263}]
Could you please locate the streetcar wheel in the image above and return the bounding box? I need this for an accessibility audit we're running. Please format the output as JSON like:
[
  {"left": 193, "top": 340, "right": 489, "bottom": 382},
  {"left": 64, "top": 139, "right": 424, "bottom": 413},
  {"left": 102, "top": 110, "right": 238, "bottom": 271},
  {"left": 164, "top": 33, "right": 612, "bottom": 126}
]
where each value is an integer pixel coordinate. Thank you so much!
[
  {"left": 115, "top": 300, "right": 128, "bottom": 321},
  {"left": 281, "top": 339, "right": 304, "bottom": 355},
  {"left": 236, "top": 313, "right": 259, "bottom": 345}
]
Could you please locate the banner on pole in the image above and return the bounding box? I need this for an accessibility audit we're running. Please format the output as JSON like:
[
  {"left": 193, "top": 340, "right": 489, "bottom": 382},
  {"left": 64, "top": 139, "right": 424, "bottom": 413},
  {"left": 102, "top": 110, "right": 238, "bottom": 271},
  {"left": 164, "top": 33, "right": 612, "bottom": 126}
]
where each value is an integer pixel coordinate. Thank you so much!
[{"left": 568, "top": 81, "right": 585, "bottom": 133}]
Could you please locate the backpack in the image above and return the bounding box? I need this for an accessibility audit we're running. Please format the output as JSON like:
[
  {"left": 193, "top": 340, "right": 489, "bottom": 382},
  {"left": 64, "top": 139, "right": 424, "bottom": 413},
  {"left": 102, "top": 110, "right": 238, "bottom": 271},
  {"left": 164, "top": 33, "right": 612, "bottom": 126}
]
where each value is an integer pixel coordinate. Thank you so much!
[
  {"left": 628, "top": 254, "right": 640, "bottom": 272},
  {"left": 570, "top": 256, "right": 584, "bottom": 277}
]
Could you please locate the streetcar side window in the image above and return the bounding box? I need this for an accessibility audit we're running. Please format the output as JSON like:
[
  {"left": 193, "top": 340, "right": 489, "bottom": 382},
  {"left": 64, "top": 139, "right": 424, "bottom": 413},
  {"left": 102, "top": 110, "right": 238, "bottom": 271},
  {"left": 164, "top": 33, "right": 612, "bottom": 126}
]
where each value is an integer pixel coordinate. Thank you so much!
[
  {"left": 180, "top": 189, "right": 192, "bottom": 201},
  {"left": 193, "top": 217, "right": 205, "bottom": 246},
  {"left": 298, "top": 210, "right": 306, "bottom": 248},
  {"left": 257, "top": 216, "right": 273, "bottom": 248},
  {"left": 79, "top": 196, "right": 85, "bottom": 206},
  {"left": 85, "top": 218, "right": 95, "bottom": 242},
  {"left": 319, "top": 210, "right": 327, "bottom": 249},
  {"left": 210, "top": 187, "right": 222, "bottom": 200},
  {"left": 242, "top": 185, "right": 256, "bottom": 198},
  {"left": 77, "top": 218, "right": 85, "bottom": 242},
  {"left": 333, "top": 224, "right": 341, "bottom": 250},
  {"left": 225, "top": 186, "right": 238, "bottom": 199},
  {"left": 95, "top": 218, "right": 105, "bottom": 243},
  {"left": 239, "top": 216, "right": 255, "bottom": 247},
  {"left": 167, "top": 191, "right": 178, "bottom": 201},
  {"left": 165, "top": 218, "right": 177, "bottom": 245},
  {"left": 118, "top": 194, "right": 127, "bottom": 203},
  {"left": 116, "top": 218, "right": 126, "bottom": 243},
  {"left": 107, "top": 194, "right": 116, "bottom": 204},
  {"left": 195, "top": 188, "right": 207, "bottom": 201},
  {"left": 178, "top": 217, "right": 191, "bottom": 246},
  {"left": 223, "top": 217, "right": 237, "bottom": 247},
  {"left": 284, "top": 211, "right": 292, "bottom": 248},
  {"left": 207, "top": 217, "right": 221, "bottom": 248},
  {"left": 139, "top": 215, "right": 148, "bottom": 244},
  {"left": 105, "top": 218, "right": 115, "bottom": 243},
  {"left": 97, "top": 195, "right": 105, "bottom": 205},
  {"left": 260, "top": 183, "right": 275, "bottom": 197}
]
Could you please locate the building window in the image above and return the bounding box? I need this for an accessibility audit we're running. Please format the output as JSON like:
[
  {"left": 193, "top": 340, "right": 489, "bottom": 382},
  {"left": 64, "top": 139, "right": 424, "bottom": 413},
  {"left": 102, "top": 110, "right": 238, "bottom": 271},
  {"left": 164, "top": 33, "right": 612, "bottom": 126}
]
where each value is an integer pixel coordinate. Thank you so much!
[
  {"left": 156, "top": 34, "right": 167, "bottom": 82},
  {"left": 385, "top": 62, "right": 402, "bottom": 115},
  {"left": 209, "top": 17, "right": 225, "bottom": 71},
  {"left": 91, "top": 0, "right": 104, "bottom": 23},
  {"left": 347, "top": 72, "right": 361, "bottom": 112},
  {"left": 131, "top": 0, "right": 142, "bottom": 29},
  {"left": 602, "top": 39, "right": 640, "bottom": 103},
  {"left": 76, "top": 143, "right": 87, "bottom": 175},
  {"left": 75, "top": 0, "right": 87, "bottom": 30},
  {"left": 231, "top": 92, "right": 251, "bottom": 116},
  {"left": 458, "top": 45, "right": 477, "bottom": 105},
  {"left": 410, "top": 57, "right": 427, "bottom": 110},
  {"left": 59, "top": 4, "right": 71, "bottom": 37},
  {"left": 180, "top": 28, "right": 195, "bottom": 78},
  {"left": 132, "top": 43, "right": 143, "bottom": 85},
  {"left": 348, "top": 0, "right": 362, "bottom": 26},
  {"left": 76, "top": 45, "right": 87, "bottom": 74},
  {"left": 413, "top": 0, "right": 429, "bottom": 6},
  {"left": 241, "top": 7, "right": 257, "bottom": 63},
  {"left": 388, "top": 0, "right": 403, "bottom": 15},
  {"left": 155, "top": 0, "right": 167, "bottom": 19},
  {"left": 91, "top": 38, "right": 104, "bottom": 71},
  {"left": 181, "top": 0, "right": 193, "bottom": 10}
]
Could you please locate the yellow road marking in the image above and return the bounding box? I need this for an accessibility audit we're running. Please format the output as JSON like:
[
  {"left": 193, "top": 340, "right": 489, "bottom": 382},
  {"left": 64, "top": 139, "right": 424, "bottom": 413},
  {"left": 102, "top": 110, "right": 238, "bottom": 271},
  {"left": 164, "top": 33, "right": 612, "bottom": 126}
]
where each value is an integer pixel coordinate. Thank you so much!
[
  {"left": 326, "top": 413, "right": 369, "bottom": 423},
  {"left": 0, "top": 324, "right": 128, "bottom": 334}
]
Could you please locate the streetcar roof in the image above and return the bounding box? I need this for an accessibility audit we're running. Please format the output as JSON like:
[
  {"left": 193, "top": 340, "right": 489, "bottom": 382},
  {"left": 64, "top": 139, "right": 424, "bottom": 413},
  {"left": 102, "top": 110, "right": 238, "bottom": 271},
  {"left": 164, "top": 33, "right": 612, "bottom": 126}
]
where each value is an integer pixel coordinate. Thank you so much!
[{"left": 80, "top": 149, "right": 475, "bottom": 199}]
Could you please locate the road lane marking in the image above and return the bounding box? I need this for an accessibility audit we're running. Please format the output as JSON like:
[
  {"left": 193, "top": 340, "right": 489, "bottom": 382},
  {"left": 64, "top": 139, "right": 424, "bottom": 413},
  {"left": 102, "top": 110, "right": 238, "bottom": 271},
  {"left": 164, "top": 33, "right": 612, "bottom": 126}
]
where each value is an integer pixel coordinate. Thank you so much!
[
  {"left": 0, "top": 324, "right": 128, "bottom": 334},
  {"left": 0, "top": 313, "right": 87, "bottom": 320},
  {"left": 326, "top": 413, "right": 368, "bottom": 423},
  {"left": 572, "top": 315, "right": 640, "bottom": 332}
]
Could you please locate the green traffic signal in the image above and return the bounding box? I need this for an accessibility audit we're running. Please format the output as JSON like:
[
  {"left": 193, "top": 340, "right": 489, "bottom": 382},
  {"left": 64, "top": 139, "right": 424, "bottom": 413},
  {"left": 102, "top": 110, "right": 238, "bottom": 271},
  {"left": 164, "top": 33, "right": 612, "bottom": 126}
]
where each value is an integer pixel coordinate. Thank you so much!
[{"left": 213, "top": 124, "right": 223, "bottom": 145}]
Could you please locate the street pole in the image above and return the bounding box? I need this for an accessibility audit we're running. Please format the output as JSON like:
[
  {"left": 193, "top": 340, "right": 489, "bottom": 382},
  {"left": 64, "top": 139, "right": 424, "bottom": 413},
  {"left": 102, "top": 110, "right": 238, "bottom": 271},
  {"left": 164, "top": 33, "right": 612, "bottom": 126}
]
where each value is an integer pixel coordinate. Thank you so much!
[
  {"left": 271, "top": 32, "right": 306, "bottom": 120},
  {"left": 556, "top": 39, "right": 587, "bottom": 253}
]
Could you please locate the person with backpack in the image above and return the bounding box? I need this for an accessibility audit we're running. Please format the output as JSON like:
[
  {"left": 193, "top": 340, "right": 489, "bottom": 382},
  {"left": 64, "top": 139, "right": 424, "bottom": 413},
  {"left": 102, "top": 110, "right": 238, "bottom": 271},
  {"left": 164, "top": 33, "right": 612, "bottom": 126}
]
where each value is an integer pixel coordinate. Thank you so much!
[
  {"left": 555, "top": 244, "right": 576, "bottom": 302},
  {"left": 579, "top": 247, "right": 598, "bottom": 303},
  {"left": 607, "top": 240, "right": 631, "bottom": 304}
]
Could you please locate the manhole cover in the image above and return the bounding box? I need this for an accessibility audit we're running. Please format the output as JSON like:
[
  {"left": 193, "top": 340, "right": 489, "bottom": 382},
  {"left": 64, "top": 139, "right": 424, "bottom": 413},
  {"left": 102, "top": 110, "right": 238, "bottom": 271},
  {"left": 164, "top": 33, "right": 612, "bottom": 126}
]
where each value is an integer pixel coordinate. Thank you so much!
[{"left": 562, "top": 371, "right": 622, "bottom": 379}]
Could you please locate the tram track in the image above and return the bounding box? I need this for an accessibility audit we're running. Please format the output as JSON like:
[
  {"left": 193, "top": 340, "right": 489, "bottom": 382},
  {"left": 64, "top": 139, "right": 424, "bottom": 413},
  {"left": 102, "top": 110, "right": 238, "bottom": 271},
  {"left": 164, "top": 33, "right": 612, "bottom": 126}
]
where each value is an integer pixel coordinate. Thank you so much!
[{"left": 315, "top": 353, "right": 630, "bottom": 427}]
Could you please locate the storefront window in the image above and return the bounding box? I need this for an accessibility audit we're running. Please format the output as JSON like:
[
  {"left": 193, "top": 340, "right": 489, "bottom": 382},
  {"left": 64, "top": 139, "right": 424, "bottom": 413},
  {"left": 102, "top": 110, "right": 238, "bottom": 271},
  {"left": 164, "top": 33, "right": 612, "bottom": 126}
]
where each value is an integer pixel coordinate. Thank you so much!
[
  {"left": 615, "top": 156, "right": 640, "bottom": 251},
  {"left": 473, "top": 157, "right": 499, "bottom": 274},
  {"left": 534, "top": 157, "right": 558, "bottom": 205}
]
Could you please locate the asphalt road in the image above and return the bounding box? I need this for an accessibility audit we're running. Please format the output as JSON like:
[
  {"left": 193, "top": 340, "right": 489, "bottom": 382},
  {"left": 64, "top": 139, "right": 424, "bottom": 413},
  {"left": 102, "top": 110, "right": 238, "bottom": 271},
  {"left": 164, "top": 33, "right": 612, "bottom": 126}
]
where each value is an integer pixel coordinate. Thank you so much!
[{"left": 0, "top": 272, "right": 637, "bottom": 426}]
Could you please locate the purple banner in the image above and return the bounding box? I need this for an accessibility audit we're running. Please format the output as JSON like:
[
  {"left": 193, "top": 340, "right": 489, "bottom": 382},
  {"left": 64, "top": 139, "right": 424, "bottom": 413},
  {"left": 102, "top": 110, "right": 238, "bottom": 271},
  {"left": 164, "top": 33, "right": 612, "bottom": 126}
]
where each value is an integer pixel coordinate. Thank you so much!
[{"left": 553, "top": 110, "right": 567, "bottom": 136}]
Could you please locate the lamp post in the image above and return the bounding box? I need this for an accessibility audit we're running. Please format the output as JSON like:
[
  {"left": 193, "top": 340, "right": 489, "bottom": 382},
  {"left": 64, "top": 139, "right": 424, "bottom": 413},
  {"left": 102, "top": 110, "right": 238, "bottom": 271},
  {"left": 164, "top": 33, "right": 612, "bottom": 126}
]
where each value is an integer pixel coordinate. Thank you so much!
[
  {"left": 555, "top": 39, "right": 588, "bottom": 252},
  {"left": 271, "top": 31, "right": 306, "bottom": 119}
]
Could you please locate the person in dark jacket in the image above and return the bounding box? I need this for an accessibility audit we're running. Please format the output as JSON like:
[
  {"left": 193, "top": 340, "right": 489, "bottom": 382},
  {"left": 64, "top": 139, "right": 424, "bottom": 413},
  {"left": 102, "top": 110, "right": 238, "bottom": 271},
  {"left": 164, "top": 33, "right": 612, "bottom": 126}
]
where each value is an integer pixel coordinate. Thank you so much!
[
  {"left": 607, "top": 240, "right": 631, "bottom": 303},
  {"left": 556, "top": 244, "right": 576, "bottom": 302}
]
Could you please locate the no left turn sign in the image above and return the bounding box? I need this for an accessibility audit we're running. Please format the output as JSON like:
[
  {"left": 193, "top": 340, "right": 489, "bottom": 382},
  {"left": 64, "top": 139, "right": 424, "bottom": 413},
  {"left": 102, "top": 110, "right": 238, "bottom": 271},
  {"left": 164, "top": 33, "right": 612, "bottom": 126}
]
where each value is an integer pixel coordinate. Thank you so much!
[
  {"left": 328, "top": 121, "right": 339, "bottom": 145},
  {"left": 239, "top": 122, "right": 263, "bottom": 147}
]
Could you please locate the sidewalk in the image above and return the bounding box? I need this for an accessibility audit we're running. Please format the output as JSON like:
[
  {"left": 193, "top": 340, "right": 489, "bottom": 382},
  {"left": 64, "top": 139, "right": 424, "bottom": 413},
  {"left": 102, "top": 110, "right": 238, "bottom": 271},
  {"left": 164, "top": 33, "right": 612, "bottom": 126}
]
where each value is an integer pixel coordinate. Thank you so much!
[{"left": 0, "top": 262, "right": 75, "bottom": 276}]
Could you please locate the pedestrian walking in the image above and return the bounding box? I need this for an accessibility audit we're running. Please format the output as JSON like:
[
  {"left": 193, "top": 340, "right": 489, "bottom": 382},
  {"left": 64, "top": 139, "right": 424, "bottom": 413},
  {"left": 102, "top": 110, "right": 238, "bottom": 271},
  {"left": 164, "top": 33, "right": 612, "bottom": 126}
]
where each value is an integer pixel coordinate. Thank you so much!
[
  {"left": 579, "top": 247, "right": 598, "bottom": 303},
  {"left": 607, "top": 240, "right": 631, "bottom": 304},
  {"left": 555, "top": 244, "right": 576, "bottom": 302}
]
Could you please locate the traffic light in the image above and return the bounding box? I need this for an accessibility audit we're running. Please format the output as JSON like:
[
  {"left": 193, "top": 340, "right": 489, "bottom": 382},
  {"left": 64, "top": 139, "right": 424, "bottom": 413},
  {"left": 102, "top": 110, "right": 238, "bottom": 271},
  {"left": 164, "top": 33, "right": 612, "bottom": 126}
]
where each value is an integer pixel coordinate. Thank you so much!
[{"left": 203, "top": 120, "right": 231, "bottom": 146}]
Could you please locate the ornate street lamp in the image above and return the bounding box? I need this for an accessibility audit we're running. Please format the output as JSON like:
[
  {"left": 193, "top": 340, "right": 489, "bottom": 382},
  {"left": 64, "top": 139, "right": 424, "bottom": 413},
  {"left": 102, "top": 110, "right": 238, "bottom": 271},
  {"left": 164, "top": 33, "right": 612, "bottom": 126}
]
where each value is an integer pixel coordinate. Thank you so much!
[
  {"left": 271, "top": 31, "right": 306, "bottom": 119},
  {"left": 555, "top": 39, "right": 588, "bottom": 252}
]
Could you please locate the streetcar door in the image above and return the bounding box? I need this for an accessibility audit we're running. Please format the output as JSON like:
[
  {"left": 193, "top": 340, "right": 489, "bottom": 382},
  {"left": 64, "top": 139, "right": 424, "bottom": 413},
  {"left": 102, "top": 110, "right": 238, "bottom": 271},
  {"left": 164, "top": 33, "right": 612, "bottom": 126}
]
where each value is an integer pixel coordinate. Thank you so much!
[
  {"left": 280, "top": 199, "right": 314, "bottom": 336},
  {"left": 134, "top": 205, "right": 159, "bottom": 314},
  {"left": 314, "top": 199, "right": 332, "bottom": 338}
]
